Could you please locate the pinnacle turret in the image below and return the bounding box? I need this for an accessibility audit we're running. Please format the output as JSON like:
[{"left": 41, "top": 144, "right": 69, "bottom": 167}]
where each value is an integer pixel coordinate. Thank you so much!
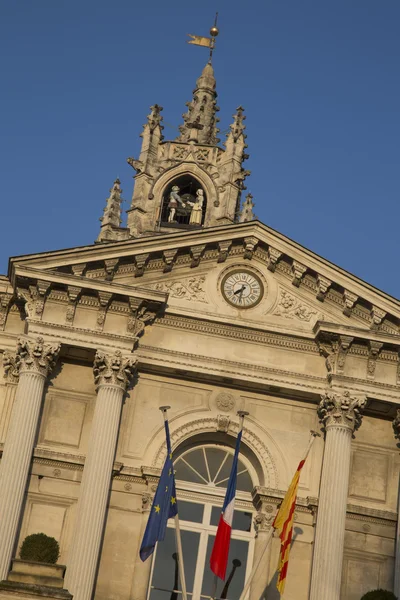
[
  {"left": 177, "top": 62, "right": 220, "bottom": 145},
  {"left": 97, "top": 179, "right": 129, "bottom": 243},
  {"left": 239, "top": 193, "right": 256, "bottom": 222}
]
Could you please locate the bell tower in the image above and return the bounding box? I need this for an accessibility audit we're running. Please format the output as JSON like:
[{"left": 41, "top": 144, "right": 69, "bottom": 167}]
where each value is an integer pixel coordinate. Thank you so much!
[{"left": 126, "top": 21, "right": 251, "bottom": 238}]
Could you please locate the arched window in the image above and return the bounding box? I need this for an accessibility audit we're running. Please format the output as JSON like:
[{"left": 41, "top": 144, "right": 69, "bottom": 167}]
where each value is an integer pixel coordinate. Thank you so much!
[
  {"left": 160, "top": 175, "right": 207, "bottom": 228},
  {"left": 148, "top": 441, "right": 257, "bottom": 600}
]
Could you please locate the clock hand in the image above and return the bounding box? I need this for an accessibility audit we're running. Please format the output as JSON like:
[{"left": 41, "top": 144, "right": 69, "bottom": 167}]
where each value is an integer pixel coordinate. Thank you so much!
[{"left": 233, "top": 285, "right": 246, "bottom": 296}]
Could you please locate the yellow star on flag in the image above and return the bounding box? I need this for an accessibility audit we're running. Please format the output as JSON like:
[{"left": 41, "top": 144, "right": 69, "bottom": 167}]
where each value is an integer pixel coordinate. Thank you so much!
[
  {"left": 171, "top": 496, "right": 176, "bottom": 505},
  {"left": 154, "top": 505, "right": 160, "bottom": 514}
]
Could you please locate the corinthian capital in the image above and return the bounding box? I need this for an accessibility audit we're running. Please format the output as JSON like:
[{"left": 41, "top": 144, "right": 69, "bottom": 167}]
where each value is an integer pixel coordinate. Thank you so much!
[
  {"left": 318, "top": 390, "right": 366, "bottom": 433},
  {"left": 5, "top": 337, "right": 61, "bottom": 379},
  {"left": 93, "top": 350, "right": 137, "bottom": 391}
]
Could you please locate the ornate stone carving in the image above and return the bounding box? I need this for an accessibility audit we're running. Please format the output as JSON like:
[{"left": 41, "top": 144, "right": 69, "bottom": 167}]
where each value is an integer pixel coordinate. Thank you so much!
[
  {"left": 336, "top": 335, "right": 354, "bottom": 374},
  {"left": 0, "top": 294, "right": 13, "bottom": 330},
  {"left": 5, "top": 337, "right": 61, "bottom": 379},
  {"left": 343, "top": 290, "right": 358, "bottom": 317},
  {"left": 215, "top": 392, "right": 236, "bottom": 412},
  {"left": 134, "top": 254, "right": 150, "bottom": 277},
  {"left": 367, "top": 341, "right": 383, "bottom": 379},
  {"left": 318, "top": 390, "right": 366, "bottom": 433},
  {"left": 104, "top": 259, "right": 119, "bottom": 281},
  {"left": 273, "top": 290, "right": 317, "bottom": 322},
  {"left": 142, "top": 492, "right": 153, "bottom": 512},
  {"left": 66, "top": 285, "right": 81, "bottom": 325},
  {"left": 217, "top": 414, "right": 230, "bottom": 433},
  {"left": 316, "top": 275, "right": 332, "bottom": 302},
  {"left": 2, "top": 351, "right": 20, "bottom": 383},
  {"left": 96, "top": 292, "right": 112, "bottom": 332},
  {"left": 93, "top": 350, "right": 137, "bottom": 391},
  {"left": 163, "top": 249, "right": 178, "bottom": 273},
  {"left": 217, "top": 240, "right": 232, "bottom": 263},
  {"left": 127, "top": 299, "right": 158, "bottom": 341},
  {"left": 253, "top": 512, "right": 273, "bottom": 535},
  {"left": 243, "top": 236, "right": 258, "bottom": 260},
  {"left": 292, "top": 261, "right": 307, "bottom": 287},
  {"left": 190, "top": 244, "right": 206, "bottom": 268},
  {"left": 371, "top": 306, "right": 386, "bottom": 329},
  {"left": 266, "top": 246, "right": 282, "bottom": 272},
  {"left": 151, "top": 276, "right": 207, "bottom": 304},
  {"left": 71, "top": 263, "right": 86, "bottom": 277}
]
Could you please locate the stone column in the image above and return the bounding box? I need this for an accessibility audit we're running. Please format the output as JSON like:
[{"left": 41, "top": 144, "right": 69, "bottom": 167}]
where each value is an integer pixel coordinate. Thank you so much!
[
  {"left": 250, "top": 510, "right": 273, "bottom": 600},
  {"left": 64, "top": 350, "right": 136, "bottom": 600},
  {"left": 0, "top": 337, "right": 60, "bottom": 580},
  {"left": 131, "top": 492, "right": 154, "bottom": 600},
  {"left": 309, "top": 390, "right": 366, "bottom": 600},
  {"left": 392, "top": 410, "right": 400, "bottom": 597}
]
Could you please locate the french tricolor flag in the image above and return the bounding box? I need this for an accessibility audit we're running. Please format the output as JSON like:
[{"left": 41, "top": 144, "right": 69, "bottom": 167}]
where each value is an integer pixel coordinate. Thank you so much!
[{"left": 210, "top": 430, "right": 243, "bottom": 580}]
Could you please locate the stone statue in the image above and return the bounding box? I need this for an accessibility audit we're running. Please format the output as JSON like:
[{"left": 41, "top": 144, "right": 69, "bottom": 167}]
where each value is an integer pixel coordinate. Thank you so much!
[
  {"left": 189, "top": 188, "right": 204, "bottom": 226},
  {"left": 168, "top": 186, "right": 182, "bottom": 222}
]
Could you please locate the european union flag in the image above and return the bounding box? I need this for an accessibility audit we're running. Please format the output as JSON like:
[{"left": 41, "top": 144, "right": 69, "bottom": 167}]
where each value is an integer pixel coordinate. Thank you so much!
[{"left": 140, "top": 419, "right": 178, "bottom": 561}]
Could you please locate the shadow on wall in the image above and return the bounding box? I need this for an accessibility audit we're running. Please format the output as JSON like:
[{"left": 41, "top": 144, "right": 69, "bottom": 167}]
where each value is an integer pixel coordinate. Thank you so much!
[{"left": 257, "top": 526, "right": 303, "bottom": 600}]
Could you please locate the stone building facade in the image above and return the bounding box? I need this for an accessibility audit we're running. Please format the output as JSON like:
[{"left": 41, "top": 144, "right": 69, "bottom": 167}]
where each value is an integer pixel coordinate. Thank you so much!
[{"left": 0, "top": 59, "right": 400, "bottom": 600}]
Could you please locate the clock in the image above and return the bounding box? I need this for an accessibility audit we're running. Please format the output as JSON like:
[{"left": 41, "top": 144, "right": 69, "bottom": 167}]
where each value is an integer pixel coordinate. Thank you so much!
[{"left": 221, "top": 270, "right": 264, "bottom": 308}]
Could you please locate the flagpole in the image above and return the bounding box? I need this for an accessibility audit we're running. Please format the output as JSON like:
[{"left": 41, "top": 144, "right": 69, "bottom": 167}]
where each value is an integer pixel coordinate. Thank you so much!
[
  {"left": 159, "top": 407, "right": 188, "bottom": 600},
  {"left": 238, "top": 430, "right": 320, "bottom": 600}
]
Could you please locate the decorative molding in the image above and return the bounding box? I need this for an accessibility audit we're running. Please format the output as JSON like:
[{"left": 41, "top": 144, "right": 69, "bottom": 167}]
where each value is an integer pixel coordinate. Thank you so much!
[
  {"left": 291, "top": 261, "right": 307, "bottom": 287},
  {"left": 216, "top": 414, "right": 230, "bottom": 432},
  {"left": 4, "top": 336, "right": 60, "bottom": 380},
  {"left": 316, "top": 275, "right": 332, "bottom": 302},
  {"left": 96, "top": 291, "right": 112, "bottom": 332},
  {"left": 150, "top": 276, "right": 208, "bottom": 304},
  {"left": 243, "top": 236, "right": 258, "bottom": 260},
  {"left": 215, "top": 392, "right": 236, "bottom": 412},
  {"left": 71, "top": 264, "right": 87, "bottom": 277},
  {"left": 93, "top": 350, "right": 137, "bottom": 391},
  {"left": 153, "top": 417, "right": 279, "bottom": 488},
  {"left": 343, "top": 290, "right": 358, "bottom": 317},
  {"left": 392, "top": 409, "right": 400, "bottom": 448},
  {"left": 104, "top": 258, "right": 119, "bottom": 281},
  {"left": 272, "top": 290, "right": 317, "bottom": 323},
  {"left": 371, "top": 306, "right": 386, "bottom": 329},
  {"left": 367, "top": 341, "right": 383, "bottom": 380},
  {"left": 163, "top": 249, "right": 178, "bottom": 273},
  {"left": 0, "top": 294, "right": 13, "bottom": 330},
  {"left": 156, "top": 314, "right": 319, "bottom": 353},
  {"left": 190, "top": 245, "right": 206, "bottom": 268},
  {"left": 134, "top": 254, "right": 150, "bottom": 277},
  {"left": 266, "top": 246, "right": 282, "bottom": 272},
  {"left": 318, "top": 390, "right": 366, "bottom": 433},
  {"left": 217, "top": 240, "right": 232, "bottom": 263},
  {"left": 66, "top": 285, "right": 81, "bottom": 325}
]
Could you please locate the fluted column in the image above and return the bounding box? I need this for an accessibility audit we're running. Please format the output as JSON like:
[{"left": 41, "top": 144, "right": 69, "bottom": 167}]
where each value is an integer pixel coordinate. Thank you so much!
[
  {"left": 309, "top": 390, "right": 366, "bottom": 600},
  {"left": 64, "top": 350, "right": 136, "bottom": 600},
  {"left": 249, "top": 510, "right": 273, "bottom": 600},
  {"left": 131, "top": 492, "right": 153, "bottom": 600},
  {"left": 0, "top": 337, "right": 60, "bottom": 580}
]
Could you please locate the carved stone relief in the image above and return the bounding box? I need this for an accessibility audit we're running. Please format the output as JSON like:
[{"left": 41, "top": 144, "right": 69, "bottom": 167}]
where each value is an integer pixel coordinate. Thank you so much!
[
  {"left": 215, "top": 392, "right": 236, "bottom": 412},
  {"left": 272, "top": 289, "right": 317, "bottom": 322},
  {"left": 150, "top": 276, "right": 208, "bottom": 303}
]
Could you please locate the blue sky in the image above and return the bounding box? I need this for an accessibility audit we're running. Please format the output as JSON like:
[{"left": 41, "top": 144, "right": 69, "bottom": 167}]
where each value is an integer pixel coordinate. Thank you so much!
[{"left": 1, "top": 1, "right": 399, "bottom": 296}]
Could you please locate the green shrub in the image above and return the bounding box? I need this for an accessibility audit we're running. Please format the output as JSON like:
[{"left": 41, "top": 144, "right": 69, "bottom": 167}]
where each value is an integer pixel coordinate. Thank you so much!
[
  {"left": 19, "top": 533, "right": 60, "bottom": 564},
  {"left": 361, "top": 590, "right": 397, "bottom": 600}
]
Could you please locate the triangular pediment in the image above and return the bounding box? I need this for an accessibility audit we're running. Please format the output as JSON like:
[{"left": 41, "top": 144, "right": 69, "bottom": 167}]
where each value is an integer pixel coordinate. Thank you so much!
[{"left": 5, "top": 221, "right": 400, "bottom": 343}]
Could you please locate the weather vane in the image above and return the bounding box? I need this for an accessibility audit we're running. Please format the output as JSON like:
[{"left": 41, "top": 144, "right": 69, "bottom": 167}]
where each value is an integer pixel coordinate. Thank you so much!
[{"left": 187, "top": 13, "right": 219, "bottom": 62}]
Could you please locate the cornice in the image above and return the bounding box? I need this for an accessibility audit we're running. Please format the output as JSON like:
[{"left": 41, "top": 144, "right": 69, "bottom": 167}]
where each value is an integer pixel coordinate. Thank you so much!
[{"left": 157, "top": 314, "right": 320, "bottom": 353}]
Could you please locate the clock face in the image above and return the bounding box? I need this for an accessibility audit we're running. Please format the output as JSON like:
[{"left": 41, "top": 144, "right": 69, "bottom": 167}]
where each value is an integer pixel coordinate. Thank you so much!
[{"left": 221, "top": 270, "right": 263, "bottom": 308}]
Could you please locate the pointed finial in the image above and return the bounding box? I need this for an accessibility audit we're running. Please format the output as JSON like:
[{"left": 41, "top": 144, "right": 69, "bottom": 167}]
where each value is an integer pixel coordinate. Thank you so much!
[
  {"left": 239, "top": 193, "right": 256, "bottom": 223},
  {"left": 96, "top": 177, "right": 126, "bottom": 242}
]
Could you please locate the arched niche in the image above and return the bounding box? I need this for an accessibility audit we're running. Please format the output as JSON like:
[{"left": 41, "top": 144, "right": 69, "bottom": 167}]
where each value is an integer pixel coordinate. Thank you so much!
[{"left": 159, "top": 175, "right": 207, "bottom": 228}]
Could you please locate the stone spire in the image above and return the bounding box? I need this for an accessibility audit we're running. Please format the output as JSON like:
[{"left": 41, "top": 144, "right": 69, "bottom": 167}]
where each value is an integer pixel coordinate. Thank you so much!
[
  {"left": 239, "top": 193, "right": 256, "bottom": 222},
  {"left": 177, "top": 62, "right": 220, "bottom": 145},
  {"left": 97, "top": 179, "right": 129, "bottom": 243}
]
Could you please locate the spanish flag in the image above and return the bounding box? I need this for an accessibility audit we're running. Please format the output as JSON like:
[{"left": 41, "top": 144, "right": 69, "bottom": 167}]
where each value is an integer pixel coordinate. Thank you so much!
[{"left": 273, "top": 438, "right": 314, "bottom": 596}]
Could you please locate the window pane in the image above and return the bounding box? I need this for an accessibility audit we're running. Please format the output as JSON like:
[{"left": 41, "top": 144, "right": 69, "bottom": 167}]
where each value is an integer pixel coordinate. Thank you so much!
[
  {"left": 178, "top": 501, "right": 204, "bottom": 523},
  {"left": 175, "top": 459, "right": 205, "bottom": 484},
  {"left": 210, "top": 507, "right": 252, "bottom": 532},
  {"left": 214, "top": 454, "right": 233, "bottom": 485},
  {"left": 201, "top": 535, "right": 249, "bottom": 600},
  {"left": 236, "top": 471, "right": 253, "bottom": 493},
  {"left": 184, "top": 448, "right": 209, "bottom": 481},
  {"left": 205, "top": 447, "right": 227, "bottom": 480},
  {"left": 149, "top": 528, "right": 199, "bottom": 599}
]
